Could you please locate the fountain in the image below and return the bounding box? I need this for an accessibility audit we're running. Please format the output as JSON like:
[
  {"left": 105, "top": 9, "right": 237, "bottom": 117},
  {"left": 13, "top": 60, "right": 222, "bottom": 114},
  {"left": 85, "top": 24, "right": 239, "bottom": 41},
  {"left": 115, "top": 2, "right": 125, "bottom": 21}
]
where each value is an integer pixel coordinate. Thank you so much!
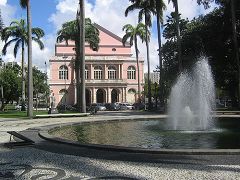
[
  {"left": 168, "top": 57, "right": 216, "bottom": 131},
  {"left": 44, "top": 57, "right": 240, "bottom": 150}
]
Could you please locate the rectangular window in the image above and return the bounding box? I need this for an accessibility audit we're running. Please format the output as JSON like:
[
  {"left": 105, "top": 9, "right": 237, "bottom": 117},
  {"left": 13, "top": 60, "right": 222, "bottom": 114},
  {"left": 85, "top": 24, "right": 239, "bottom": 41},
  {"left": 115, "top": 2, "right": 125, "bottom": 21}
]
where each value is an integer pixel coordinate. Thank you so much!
[
  {"left": 94, "top": 71, "right": 102, "bottom": 79},
  {"left": 108, "top": 71, "right": 116, "bottom": 79}
]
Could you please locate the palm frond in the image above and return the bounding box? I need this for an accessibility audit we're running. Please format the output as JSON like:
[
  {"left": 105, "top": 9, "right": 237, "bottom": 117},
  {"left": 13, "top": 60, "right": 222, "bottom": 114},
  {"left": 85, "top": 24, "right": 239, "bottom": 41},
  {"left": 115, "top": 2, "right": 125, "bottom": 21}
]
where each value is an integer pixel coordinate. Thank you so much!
[
  {"left": 2, "top": 38, "right": 19, "bottom": 55},
  {"left": 13, "top": 39, "right": 22, "bottom": 58},
  {"left": 20, "top": 0, "right": 27, "bottom": 9},
  {"left": 32, "top": 28, "right": 45, "bottom": 39},
  {"left": 32, "top": 37, "right": 44, "bottom": 50}
]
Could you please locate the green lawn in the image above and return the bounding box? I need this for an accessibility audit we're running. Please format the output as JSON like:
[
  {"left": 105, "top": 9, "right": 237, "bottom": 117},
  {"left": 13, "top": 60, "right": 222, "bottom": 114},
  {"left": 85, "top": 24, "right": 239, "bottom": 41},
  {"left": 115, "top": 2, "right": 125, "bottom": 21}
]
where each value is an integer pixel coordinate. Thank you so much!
[{"left": 0, "top": 110, "right": 48, "bottom": 118}]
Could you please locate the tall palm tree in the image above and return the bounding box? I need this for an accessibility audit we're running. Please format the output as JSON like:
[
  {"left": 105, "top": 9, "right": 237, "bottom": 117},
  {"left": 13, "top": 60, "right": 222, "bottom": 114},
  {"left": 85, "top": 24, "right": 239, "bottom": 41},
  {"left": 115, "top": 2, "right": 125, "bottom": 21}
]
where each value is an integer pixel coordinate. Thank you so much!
[
  {"left": 126, "top": 0, "right": 154, "bottom": 109},
  {"left": 153, "top": 0, "right": 166, "bottom": 109},
  {"left": 169, "top": 0, "right": 182, "bottom": 72},
  {"left": 57, "top": 18, "right": 99, "bottom": 112},
  {"left": 78, "top": 0, "right": 86, "bottom": 113},
  {"left": 122, "top": 23, "right": 149, "bottom": 102},
  {"left": 19, "top": 0, "right": 34, "bottom": 118},
  {"left": 1, "top": 19, "right": 44, "bottom": 111}
]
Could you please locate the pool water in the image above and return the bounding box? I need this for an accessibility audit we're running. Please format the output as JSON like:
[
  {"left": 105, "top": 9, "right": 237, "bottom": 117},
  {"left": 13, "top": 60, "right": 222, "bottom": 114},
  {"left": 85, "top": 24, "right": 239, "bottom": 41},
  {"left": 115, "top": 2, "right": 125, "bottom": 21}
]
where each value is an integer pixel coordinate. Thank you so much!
[{"left": 50, "top": 118, "right": 240, "bottom": 149}]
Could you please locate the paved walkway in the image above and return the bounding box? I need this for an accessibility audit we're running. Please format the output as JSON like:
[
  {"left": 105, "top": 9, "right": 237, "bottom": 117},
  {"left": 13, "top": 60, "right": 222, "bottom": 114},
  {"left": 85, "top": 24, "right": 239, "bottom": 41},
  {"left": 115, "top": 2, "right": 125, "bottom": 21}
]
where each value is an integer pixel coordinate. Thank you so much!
[{"left": 0, "top": 111, "right": 239, "bottom": 179}]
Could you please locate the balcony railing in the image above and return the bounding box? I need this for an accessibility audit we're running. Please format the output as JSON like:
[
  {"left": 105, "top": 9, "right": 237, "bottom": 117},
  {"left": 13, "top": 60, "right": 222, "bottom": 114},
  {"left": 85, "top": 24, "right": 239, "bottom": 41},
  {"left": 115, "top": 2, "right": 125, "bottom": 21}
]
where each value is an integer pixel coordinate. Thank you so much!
[{"left": 85, "top": 79, "right": 127, "bottom": 84}]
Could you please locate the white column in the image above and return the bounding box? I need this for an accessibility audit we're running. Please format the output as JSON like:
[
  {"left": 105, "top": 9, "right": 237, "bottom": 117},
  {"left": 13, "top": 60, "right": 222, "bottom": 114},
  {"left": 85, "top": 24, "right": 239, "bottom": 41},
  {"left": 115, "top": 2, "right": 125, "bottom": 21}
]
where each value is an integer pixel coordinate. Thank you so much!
[
  {"left": 104, "top": 64, "right": 107, "bottom": 79},
  {"left": 90, "top": 64, "right": 94, "bottom": 80},
  {"left": 107, "top": 88, "right": 111, "bottom": 103},
  {"left": 118, "top": 64, "right": 121, "bottom": 79},
  {"left": 92, "top": 87, "right": 96, "bottom": 103},
  {"left": 121, "top": 88, "right": 124, "bottom": 102},
  {"left": 124, "top": 87, "right": 127, "bottom": 102},
  {"left": 74, "top": 85, "right": 77, "bottom": 104}
]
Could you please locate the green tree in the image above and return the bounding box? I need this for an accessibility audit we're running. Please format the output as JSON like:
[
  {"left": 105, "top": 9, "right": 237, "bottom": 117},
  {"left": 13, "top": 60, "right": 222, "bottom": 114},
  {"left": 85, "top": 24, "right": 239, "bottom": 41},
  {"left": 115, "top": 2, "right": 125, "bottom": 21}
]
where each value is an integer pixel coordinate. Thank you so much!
[
  {"left": 57, "top": 18, "right": 99, "bottom": 112},
  {"left": 0, "top": 64, "right": 21, "bottom": 111},
  {"left": 168, "top": 0, "right": 182, "bottom": 72},
  {"left": 20, "top": 0, "right": 34, "bottom": 118},
  {"left": 33, "top": 66, "right": 49, "bottom": 110},
  {"left": 125, "top": 0, "right": 154, "bottom": 109},
  {"left": 122, "top": 23, "right": 149, "bottom": 101},
  {"left": 1, "top": 19, "right": 44, "bottom": 111}
]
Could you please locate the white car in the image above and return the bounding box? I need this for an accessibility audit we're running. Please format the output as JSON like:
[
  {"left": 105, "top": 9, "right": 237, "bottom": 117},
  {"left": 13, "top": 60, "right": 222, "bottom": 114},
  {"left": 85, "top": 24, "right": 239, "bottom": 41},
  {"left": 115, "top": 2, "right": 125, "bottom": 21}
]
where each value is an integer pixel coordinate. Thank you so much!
[{"left": 121, "top": 103, "right": 134, "bottom": 110}]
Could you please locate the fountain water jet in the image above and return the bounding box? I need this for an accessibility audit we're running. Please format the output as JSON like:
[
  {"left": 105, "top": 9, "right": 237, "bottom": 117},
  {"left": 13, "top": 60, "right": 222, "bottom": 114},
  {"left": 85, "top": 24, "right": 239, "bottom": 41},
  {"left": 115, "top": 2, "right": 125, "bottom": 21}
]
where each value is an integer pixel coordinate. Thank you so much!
[{"left": 168, "top": 57, "right": 216, "bottom": 130}]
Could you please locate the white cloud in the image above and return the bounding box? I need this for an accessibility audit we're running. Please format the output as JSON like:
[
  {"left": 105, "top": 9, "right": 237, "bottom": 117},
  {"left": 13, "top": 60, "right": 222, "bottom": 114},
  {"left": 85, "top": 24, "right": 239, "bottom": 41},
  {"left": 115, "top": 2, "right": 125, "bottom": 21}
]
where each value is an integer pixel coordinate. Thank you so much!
[
  {"left": 48, "top": 0, "right": 217, "bottom": 72},
  {"left": 0, "top": 1, "right": 55, "bottom": 72},
  {"left": 0, "top": 0, "right": 7, "bottom": 6}
]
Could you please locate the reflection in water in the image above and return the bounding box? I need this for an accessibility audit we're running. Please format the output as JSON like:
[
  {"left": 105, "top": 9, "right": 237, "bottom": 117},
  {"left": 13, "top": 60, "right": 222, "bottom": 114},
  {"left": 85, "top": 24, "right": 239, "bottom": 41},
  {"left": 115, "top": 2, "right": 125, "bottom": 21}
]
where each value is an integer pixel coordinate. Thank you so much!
[{"left": 50, "top": 118, "right": 240, "bottom": 149}]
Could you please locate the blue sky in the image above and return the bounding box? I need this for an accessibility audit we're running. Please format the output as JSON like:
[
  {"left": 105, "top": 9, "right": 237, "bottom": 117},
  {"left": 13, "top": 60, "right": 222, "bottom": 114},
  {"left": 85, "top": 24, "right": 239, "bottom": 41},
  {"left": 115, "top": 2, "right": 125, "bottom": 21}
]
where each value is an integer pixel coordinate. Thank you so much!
[{"left": 0, "top": 0, "right": 216, "bottom": 72}]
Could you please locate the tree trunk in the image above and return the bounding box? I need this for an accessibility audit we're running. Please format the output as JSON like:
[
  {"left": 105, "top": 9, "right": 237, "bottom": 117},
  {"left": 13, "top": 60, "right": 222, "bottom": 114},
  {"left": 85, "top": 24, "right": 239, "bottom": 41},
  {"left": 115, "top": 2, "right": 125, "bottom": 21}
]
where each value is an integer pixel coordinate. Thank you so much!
[
  {"left": 21, "top": 41, "right": 26, "bottom": 111},
  {"left": 230, "top": 0, "right": 240, "bottom": 108},
  {"left": 156, "top": 0, "right": 163, "bottom": 110},
  {"left": 75, "top": 41, "right": 81, "bottom": 111},
  {"left": 174, "top": 0, "right": 182, "bottom": 72},
  {"left": 134, "top": 36, "right": 141, "bottom": 102},
  {"left": 79, "top": 0, "right": 86, "bottom": 113},
  {"left": 27, "top": 0, "right": 33, "bottom": 118},
  {"left": 145, "top": 17, "right": 152, "bottom": 110}
]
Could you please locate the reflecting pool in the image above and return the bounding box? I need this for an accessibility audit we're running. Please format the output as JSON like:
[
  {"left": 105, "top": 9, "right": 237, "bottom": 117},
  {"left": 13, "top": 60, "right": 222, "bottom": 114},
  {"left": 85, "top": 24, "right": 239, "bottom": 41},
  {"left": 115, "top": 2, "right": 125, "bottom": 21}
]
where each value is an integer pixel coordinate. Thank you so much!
[{"left": 50, "top": 118, "right": 240, "bottom": 149}]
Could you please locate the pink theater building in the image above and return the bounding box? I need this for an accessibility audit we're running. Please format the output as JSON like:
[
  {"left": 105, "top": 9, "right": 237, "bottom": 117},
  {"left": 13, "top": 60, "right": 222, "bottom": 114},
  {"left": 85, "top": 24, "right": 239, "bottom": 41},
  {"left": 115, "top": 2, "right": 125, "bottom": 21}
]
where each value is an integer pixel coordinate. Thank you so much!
[{"left": 49, "top": 24, "right": 144, "bottom": 106}]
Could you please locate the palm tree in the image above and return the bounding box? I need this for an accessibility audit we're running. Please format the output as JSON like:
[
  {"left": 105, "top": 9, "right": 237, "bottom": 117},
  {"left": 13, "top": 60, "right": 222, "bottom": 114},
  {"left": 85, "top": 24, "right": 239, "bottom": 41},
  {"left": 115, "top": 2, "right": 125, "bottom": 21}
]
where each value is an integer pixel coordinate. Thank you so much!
[
  {"left": 122, "top": 23, "right": 149, "bottom": 102},
  {"left": 57, "top": 18, "right": 99, "bottom": 112},
  {"left": 126, "top": 0, "right": 154, "bottom": 109},
  {"left": 1, "top": 19, "right": 44, "bottom": 111},
  {"left": 19, "top": 0, "right": 34, "bottom": 118},
  {"left": 78, "top": 0, "right": 86, "bottom": 113},
  {"left": 152, "top": 0, "right": 166, "bottom": 109},
  {"left": 168, "top": 0, "right": 182, "bottom": 72}
]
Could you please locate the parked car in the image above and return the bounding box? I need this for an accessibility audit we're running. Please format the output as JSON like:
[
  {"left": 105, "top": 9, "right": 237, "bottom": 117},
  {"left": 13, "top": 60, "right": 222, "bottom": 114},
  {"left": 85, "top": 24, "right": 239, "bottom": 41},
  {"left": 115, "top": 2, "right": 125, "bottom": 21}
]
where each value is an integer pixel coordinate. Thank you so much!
[
  {"left": 133, "top": 102, "right": 145, "bottom": 110},
  {"left": 104, "top": 103, "right": 112, "bottom": 110},
  {"left": 91, "top": 103, "right": 106, "bottom": 111},
  {"left": 120, "top": 103, "right": 135, "bottom": 110},
  {"left": 109, "top": 103, "right": 121, "bottom": 111}
]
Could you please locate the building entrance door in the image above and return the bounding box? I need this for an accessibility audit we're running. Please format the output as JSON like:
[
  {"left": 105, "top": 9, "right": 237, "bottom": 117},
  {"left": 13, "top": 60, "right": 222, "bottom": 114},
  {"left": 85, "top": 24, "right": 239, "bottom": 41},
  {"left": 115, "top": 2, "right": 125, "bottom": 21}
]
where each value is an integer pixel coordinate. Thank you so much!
[
  {"left": 86, "top": 89, "right": 91, "bottom": 106},
  {"left": 111, "top": 89, "right": 118, "bottom": 103},
  {"left": 96, "top": 89, "right": 105, "bottom": 103}
]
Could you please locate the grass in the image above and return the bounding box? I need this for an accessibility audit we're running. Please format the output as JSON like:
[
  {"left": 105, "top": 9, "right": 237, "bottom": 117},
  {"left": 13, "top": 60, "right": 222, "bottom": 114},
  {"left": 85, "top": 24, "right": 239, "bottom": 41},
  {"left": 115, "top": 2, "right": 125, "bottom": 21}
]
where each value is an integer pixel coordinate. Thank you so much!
[{"left": 0, "top": 110, "right": 48, "bottom": 119}]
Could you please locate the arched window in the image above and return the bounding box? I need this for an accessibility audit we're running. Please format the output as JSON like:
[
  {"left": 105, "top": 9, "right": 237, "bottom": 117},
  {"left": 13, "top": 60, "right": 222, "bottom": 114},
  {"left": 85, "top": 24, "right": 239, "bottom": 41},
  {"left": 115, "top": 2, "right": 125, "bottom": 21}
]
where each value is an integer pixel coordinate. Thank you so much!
[
  {"left": 59, "top": 89, "right": 68, "bottom": 95},
  {"left": 127, "top": 66, "right": 136, "bottom": 79},
  {"left": 128, "top": 89, "right": 136, "bottom": 94},
  {"left": 59, "top": 65, "right": 68, "bottom": 80},
  {"left": 94, "top": 65, "right": 103, "bottom": 79},
  {"left": 85, "top": 65, "right": 89, "bottom": 79},
  {"left": 108, "top": 66, "right": 116, "bottom": 79}
]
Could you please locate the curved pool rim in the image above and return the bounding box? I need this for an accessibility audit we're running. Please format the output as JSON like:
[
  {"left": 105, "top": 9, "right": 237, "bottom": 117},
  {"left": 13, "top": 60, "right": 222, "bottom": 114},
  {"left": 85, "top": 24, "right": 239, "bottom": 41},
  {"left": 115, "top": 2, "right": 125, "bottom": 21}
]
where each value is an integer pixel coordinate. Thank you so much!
[{"left": 38, "top": 117, "right": 240, "bottom": 155}]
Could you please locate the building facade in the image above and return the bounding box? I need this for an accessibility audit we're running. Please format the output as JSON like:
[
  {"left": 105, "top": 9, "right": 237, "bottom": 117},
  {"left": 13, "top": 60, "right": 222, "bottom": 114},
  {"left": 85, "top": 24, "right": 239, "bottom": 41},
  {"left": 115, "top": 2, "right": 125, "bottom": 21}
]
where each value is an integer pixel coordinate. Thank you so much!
[
  {"left": 49, "top": 24, "right": 144, "bottom": 106},
  {"left": 144, "top": 72, "right": 160, "bottom": 84}
]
